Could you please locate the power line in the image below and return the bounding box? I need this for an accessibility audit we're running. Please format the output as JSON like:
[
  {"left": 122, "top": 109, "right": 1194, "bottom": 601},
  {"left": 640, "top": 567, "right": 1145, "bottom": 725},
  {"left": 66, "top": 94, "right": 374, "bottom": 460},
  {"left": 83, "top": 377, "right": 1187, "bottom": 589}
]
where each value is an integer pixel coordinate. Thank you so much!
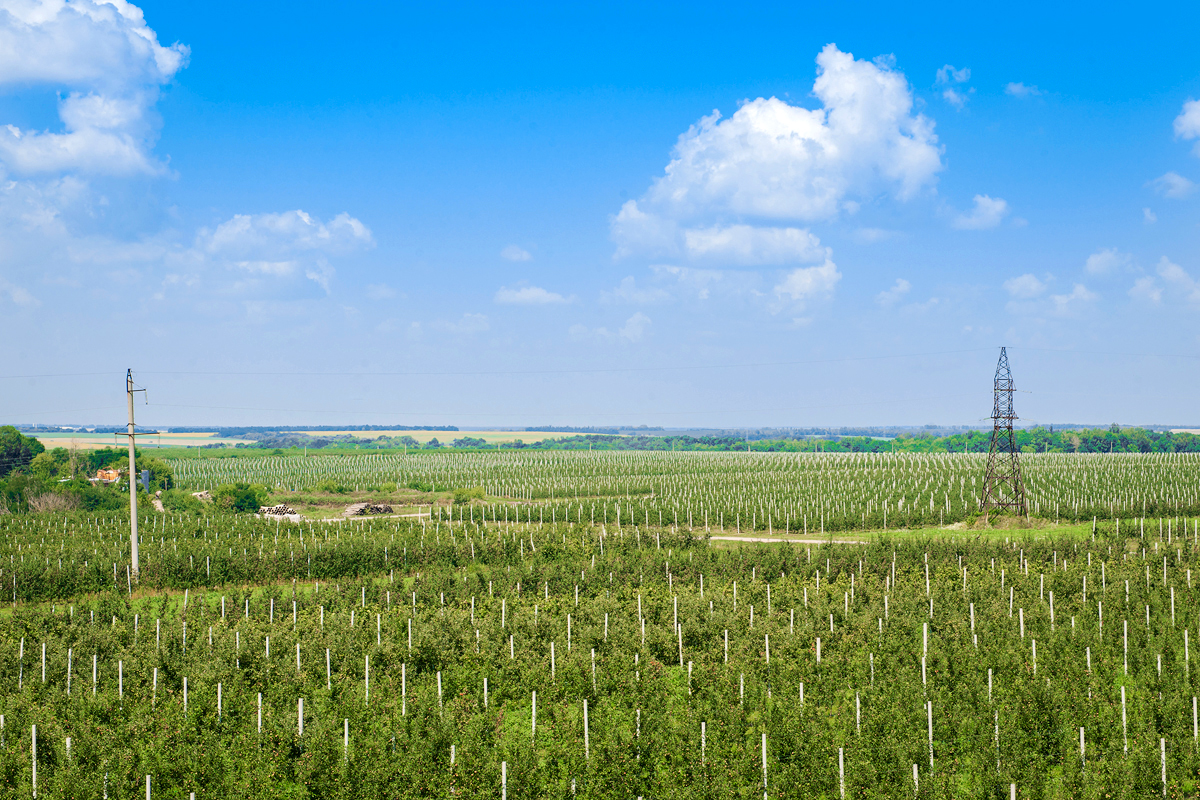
[{"left": 136, "top": 347, "right": 993, "bottom": 378}]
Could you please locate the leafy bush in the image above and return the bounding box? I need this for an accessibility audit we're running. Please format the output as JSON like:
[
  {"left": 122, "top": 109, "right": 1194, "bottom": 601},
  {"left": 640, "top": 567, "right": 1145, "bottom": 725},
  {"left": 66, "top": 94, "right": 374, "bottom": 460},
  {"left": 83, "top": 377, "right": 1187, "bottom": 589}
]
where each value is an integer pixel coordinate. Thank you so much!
[
  {"left": 212, "top": 482, "right": 270, "bottom": 512},
  {"left": 452, "top": 486, "right": 485, "bottom": 504},
  {"left": 161, "top": 488, "right": 207, "bottom": 515},
  {"left": 407, "top": 479, "right": 435, "bottom": 493},
  {"left": 315, "top": 479, "right": 351, "bottom": 494}
]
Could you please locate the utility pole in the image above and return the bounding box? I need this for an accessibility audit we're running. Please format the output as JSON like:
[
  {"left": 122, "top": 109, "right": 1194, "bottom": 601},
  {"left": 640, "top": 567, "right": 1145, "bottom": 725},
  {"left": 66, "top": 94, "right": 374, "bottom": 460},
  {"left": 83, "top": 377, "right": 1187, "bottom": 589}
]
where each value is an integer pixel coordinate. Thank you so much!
[
  {"left": 126, "top": 369, "right": 146, "bottom": 581},
  {"left": 981, "top": 348, "right": 1026, "bottom": 518}
]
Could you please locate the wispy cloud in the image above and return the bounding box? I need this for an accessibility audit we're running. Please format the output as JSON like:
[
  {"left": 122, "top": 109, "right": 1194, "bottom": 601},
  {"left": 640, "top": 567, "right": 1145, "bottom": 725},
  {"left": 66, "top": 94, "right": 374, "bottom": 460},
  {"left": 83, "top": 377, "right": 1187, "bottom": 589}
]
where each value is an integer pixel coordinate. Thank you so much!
[
  {"left": 875, "top": 278, "right": 911, "bottom": 306},
  {"left": 501, "top": 244, "right": 531, "bottom": 261},
  {"left": 1150, "top": 171, "right": 1196, "bottom": 199},
  {"left": 953, "top": 195, "right": 1009, "bottom": 230},
  {"left": 1004, "top": 82, "right": 1042, "bottom": 97},
  {"left": 494, "top": 285, "right": 571, "bottom": 304}
]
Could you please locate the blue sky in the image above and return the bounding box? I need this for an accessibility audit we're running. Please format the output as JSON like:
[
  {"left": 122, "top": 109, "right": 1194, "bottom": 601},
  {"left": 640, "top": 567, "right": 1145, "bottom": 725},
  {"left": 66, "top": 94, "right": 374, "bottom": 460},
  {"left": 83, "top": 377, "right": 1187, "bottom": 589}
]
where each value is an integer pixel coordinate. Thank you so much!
[{"left": 1, "top": 0, "right": 1199, "bottom": 429}]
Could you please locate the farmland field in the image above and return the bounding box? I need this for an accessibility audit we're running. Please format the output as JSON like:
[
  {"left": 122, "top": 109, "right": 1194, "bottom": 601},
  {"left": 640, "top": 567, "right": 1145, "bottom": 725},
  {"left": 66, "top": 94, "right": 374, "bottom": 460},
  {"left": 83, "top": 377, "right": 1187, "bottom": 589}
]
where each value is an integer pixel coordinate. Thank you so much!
[{"left": 2, "top": 452, "right": 1200, "bottom": 798}]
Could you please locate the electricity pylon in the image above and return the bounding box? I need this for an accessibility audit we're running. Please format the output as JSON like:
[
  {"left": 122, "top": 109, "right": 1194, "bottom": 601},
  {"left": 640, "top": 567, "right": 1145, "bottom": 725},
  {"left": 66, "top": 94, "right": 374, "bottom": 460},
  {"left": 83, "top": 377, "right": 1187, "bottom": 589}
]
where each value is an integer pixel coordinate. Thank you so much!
[{"left": 981, "top": 347, "right": 1026, "bottom": 517}]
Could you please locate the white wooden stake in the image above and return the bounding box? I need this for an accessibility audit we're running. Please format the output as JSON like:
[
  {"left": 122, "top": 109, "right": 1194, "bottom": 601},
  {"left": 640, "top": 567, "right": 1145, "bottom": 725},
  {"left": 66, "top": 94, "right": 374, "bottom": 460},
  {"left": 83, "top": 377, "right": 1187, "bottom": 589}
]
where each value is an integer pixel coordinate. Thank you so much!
[
  {"left": 31, "top": 724, "right": 36, "bottom": 799},
  {"left": 532, "top": 691, "right": 537, "bottom": 739},
  {"left": 838, "top": 745, "right": 844, "bottom": 799},
  {"left": 583, "top": 699, "right": 589, "bottom": 761},
  {"left": 344, "top": 719, "right": 349, "bottom": 762}
]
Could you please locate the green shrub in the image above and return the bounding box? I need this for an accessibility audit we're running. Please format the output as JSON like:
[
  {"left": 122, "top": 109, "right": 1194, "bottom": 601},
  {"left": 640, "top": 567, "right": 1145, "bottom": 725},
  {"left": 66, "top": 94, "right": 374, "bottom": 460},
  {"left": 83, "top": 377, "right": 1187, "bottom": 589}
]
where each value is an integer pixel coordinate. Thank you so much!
[
  {"left": 212, "top": 482, "right": 270, "bottom": 512},
  {"left": 452, "top": 486, "right": 484, "bottom": 504},
  {"left": 315, "top": 479, "right": 351, "bottom": 494}
]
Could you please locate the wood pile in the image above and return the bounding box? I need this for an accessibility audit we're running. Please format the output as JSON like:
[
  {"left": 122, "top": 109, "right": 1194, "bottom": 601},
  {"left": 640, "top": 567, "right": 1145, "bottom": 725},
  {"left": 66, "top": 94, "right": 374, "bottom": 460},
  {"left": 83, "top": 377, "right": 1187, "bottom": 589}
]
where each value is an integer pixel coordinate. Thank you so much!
[
  {"left": 259, "top": 504, "right": 297, "bottom": 516},
  {"left": 343, "top": 502, "right": 393, "bottom": 517}
]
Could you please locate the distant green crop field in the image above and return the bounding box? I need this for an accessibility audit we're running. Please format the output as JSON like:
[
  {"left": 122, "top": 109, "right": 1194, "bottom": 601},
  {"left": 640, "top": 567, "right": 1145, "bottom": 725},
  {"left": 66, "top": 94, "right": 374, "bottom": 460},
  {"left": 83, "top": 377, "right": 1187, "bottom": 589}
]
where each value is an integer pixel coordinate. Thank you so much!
[{"left": 167, "top": 450, "right": 1200, "bottom": 531}]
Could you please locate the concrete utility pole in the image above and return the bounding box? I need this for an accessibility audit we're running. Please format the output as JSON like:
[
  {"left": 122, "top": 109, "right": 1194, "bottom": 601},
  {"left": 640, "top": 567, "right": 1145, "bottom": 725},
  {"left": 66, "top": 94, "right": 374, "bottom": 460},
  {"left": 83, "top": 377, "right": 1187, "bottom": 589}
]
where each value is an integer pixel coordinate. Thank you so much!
[{"left": 126, "top": 369, "right": 142, "bottom": 581}]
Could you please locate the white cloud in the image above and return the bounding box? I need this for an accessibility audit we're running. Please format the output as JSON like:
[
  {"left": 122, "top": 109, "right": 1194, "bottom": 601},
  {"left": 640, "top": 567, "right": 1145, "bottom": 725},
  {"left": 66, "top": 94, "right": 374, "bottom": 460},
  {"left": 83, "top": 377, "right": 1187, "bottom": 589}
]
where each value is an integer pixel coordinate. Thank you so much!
[
  {"left": 876, "top": 278, "right": 911, "bottom": 306},
  {"left": 570, "top": 312, "right": 652, "bottom": 343},
  {"left": 619, "top": 312, "right": 651, "bottom": 342},
  {"left": 367, "top": 283, "right": 396, "bottom": 299},
  {"left": 200, "top": 210, "right": 373, "bottom": 260},
  {"left": 1004, "top": 82, "right": 1042, "bottom": 97},
  {"left": 953, "top": 194, "right": 1009, "bottom": 230},
  {"left": 1003, "top": 273, "right": 1046, "bottom": 298},
  {"left": 773, "top": 260, "right": 841, "bottom": 303},
  {"left": 0, "top": 0, "right": 188, "bottom": 175},
  {"left": 612, "top": 43, "right": 941, "bottom": 253},
  {"left": 501, "top": 244, "right": 531, "bottom": 261},
  {"left": 1144, "top": 207, "right": 1157, "bottom": 224},
  {"left": 1151, "top": 171, "right": 1196, "bottom": 199},
  {"left": 1128, "top": 276, "right": 1162, "bottom": 303},
  {"left": 494, "top": 285, "right": 571, "bottom": 304},
  {"left": 681, "top": 224, "right": 827, "bottom": 265},
  {"left": 1085, "top": 247, "right": 1132, "bottom": 275},
  {"left": 195, "top": 210, "right": 372, "bottom": 291},
  {"left": 936, "top": 65, "right": 970, "bottom": 85},
  {"left": 0, "top": 275, "right": 39, "bottom": 307},
  {"left": 601, "top": 276, "right": 670, "bottom": 305},
  {"left": 432, "top": 313, "right": 490, "bottom": 334},
  {"left": 1157, "top": 256, "right": 1200, "bottom": 303},
  {"left": 1175, "top": 99, "right": 1200, "bottom": 155},
  {"left": 941, "top": 88, "right": 969, "bottom": 109},
  {"left": 936, "top": 65, "right": 971, "bottom": 109},
  {"left": 1049, "top": 283, "right": 1097, "bottom": 315}
]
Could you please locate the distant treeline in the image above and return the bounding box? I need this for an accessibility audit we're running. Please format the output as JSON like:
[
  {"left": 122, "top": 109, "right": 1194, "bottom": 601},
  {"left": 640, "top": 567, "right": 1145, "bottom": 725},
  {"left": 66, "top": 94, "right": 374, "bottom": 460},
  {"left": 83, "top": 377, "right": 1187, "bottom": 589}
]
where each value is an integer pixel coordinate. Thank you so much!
[
  {"left": 226, "top": 426, "right": 1200, "bottom": 453},
  {"left": 516, "top": 427, "right": 1200, "bottom": 453}
]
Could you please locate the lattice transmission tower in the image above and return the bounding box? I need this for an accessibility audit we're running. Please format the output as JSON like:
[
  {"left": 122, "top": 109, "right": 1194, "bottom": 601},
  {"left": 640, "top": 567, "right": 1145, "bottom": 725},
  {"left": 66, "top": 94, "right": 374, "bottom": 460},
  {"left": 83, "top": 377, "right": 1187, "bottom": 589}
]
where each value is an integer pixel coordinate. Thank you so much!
[{"left": 981, "top": 347, "right": 1026, "bottom": 517}]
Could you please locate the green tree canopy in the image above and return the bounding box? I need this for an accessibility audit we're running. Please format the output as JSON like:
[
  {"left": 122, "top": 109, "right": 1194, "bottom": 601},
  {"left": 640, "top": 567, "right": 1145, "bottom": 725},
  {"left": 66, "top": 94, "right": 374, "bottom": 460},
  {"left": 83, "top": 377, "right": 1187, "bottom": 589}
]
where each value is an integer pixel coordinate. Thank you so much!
[{"left": 0, "top": 426, "right": 44, "bottom": 478}]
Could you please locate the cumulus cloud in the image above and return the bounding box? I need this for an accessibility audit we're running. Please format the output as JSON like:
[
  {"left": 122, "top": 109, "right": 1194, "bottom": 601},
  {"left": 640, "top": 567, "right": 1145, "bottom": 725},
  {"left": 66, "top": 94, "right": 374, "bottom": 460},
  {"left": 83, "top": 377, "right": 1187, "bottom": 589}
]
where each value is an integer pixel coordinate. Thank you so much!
[
  {"left": 612, "top": 43, "right": 941, "bottom": 272},
  {"left": 1003, "top": 273, "right": 1046, "bottom": 298},
  {"left": 1157, "top": 256, "right": 1200, "bottom": 303},
  {"left": 1050, "top": 283, "right": 1097, "bottom": 315},
  {"left": 1128, "top": 276, "right": 1162, "bottom": 303},
  {"left": 0, "top": 0, "right": 188, "bottom": 175},
  {"left": 1176, "top": 99, "right": 1200, "bottom": 155},
  {"left": 953, "top": 194, "right": 1009, "bottom": 230},
  {"left": 681, "top": 224, "right": 826, "bottom": 265},
  {"left": 1004, "top": 82, "right": 1042, "bottom": 97},
  {"left": 875, "top": 278, "right": 911, "bottom": 306},
  {"left": 569, "top": 312, "right": 652, "bottom": 343},
  {"left": 1085, "top": 247, "right": 1132, "bottom": 275},
  {"left": 494, "top": 285, "right": 571, "bottom": 304},
  {"left": 501, "top": 244, "right": 531, "bottom": 261},
  {"left": 1150, "top": 171, "right": 1196, "bottom": 199},
  {"left": 619, "top": 312, "right": 651, "bottom": 342},
  {"left": 1144, "top": 207, "right": 1157, "bottom": 224},
  {"left": 195, "top": 210, "right": 372, "bottom": 291},
  {"left": 773, "top": 260, "right": 841, "bottom": 303},
  {"left": 199, "top": 210, "right": 373, "bottom": 260}
]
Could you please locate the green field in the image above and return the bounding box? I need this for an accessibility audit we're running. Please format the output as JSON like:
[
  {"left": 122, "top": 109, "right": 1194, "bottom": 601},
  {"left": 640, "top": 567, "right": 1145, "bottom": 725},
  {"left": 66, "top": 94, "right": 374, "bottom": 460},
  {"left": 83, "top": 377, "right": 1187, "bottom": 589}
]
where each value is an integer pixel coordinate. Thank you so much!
[{"left": 2, "top": 452, "right": 1199, "bottom": 797}]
